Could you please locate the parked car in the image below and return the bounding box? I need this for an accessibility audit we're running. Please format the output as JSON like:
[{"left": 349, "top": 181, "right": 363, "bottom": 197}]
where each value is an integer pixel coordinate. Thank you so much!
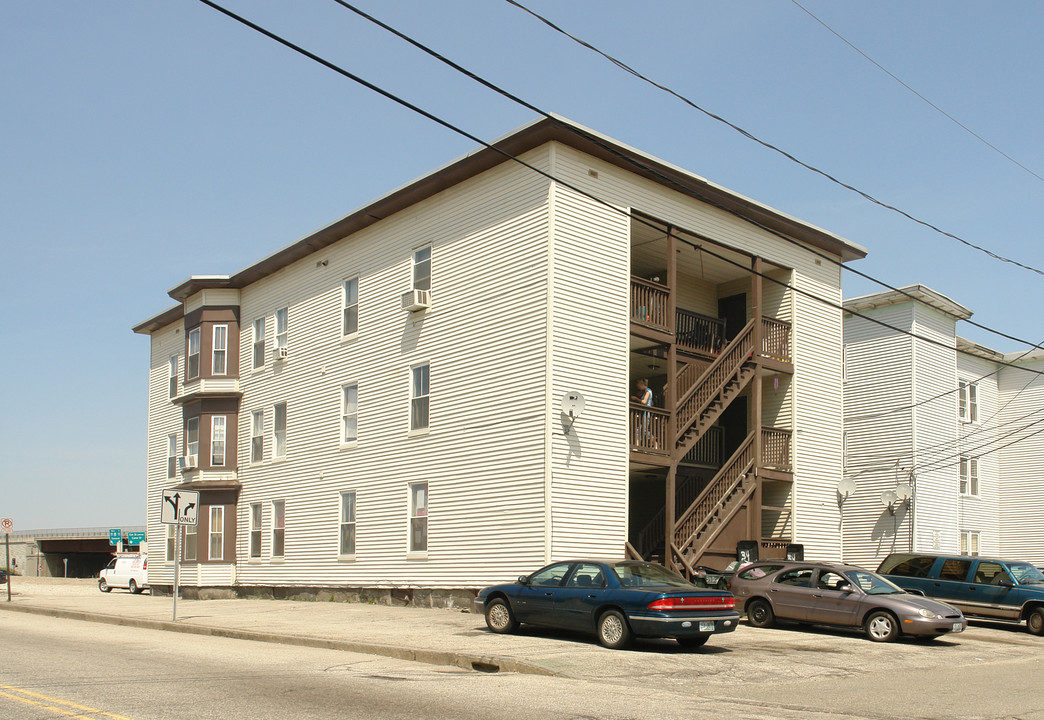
[
  {"left": 878, "top": 552, "right": 1044, "bottom": 635},
  {"left": 0, "top": 568, "right": 7, "bottom": 584},
  {"left": 728, "top": 560, "right": 966, "bottom": 642},
  {"left": 98, "top": 553, "right": 148, "bottom": 594},
  {"left": 473, "top": 560, "right": 740, "bottom": 649}
]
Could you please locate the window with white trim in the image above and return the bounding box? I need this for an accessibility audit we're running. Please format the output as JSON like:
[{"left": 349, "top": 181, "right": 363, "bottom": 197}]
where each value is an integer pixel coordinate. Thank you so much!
[
  {"left": 184, "top": 523, "right": 197, "bottom": 562},
  {"left": 272, "top": 500, "right": 285, "bottom": 558},
  {"left": 409, "top": 482, "right": 427, "bottom": 553},
  {"left": 412, "top": 245, "right": 431, "bottom": 291},
  {"left": 168, "top": 355, "right": 178, "bottom": 399},
  {"left": 249, "top": 503, "right": 262, "bottom": 559},
  {"left": 250, "top": 410, "right": 264, "bottom": 464},
  {"left": 273, "top": 402, "right": 287, "bottom": 458},
  {"left": 212, "top": 325, "right": 228, "bottom": 375},
  {"left": 275, "top": 307, "right": 288, "bottom": 349},
  {"left": 959, "top": 455, "right": 979, "bottom": 496},
  {"left": 340, "top": 491, "right": 356, "bottom": 556},
  {"left": 252, "top": 317, "right": 266, "bottom": 370},
  {"left": 209, "top": 506, "right": 224, "bottom": 560},
  {"left": 960, "top": 530, "right": 980, "bottom": 556},
  {"left": 187, "top": 327, "right": 201, "bottom": 380},
  {"left": 166, "top": 525, "right": 176, "bottom": 562},
  {"left": 186, "top": 417, "right": 199, "bottom": 459},
  {"left": 342, "top": 277, "right": 358, "bottom": 337},
  {"left": 410, "top": 363, "right": 429, "bottom": 432},
  {"left": 211, "top": 416, "right": 226, "bottom": 467},
  {"left": 341, "top": 384, "right": 358, "bottom": 444},
  {"left": 959, "top": 380, "right": 979, "bottom": 423},
  {"left": 167, "top": 434, "right": 178, "bottom": 479}
]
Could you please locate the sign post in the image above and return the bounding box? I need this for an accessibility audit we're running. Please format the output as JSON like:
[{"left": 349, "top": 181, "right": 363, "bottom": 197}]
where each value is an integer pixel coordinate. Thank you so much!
[
  {"left": 160, "top": 489, "right": 199, "bottom": 621},
  {"left": 1, "top": 518, "right": 12, "bottom": 602}
]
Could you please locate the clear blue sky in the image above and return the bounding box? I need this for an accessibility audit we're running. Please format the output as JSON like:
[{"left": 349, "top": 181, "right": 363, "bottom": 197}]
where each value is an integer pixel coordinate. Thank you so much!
[{"left": 3, "top": 1, "right": 1043, "bottom": 530}]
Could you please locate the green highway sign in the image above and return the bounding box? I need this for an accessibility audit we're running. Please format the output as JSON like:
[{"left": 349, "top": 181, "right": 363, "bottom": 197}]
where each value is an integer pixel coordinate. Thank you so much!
[
  {"left": 127, "top": 532, "right": 146, "bottom": 545},
  {"left": 109, "top": 529, "right": 122, "bottom": 546}
]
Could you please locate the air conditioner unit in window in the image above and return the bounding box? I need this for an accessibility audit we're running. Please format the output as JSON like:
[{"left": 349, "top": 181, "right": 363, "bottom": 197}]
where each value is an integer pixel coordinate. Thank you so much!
[
  {"left": 272, "top": 346, "right": 288, "bottom": 361},
  {"left": 179, "top": 455, "right": 198, "bottom": 471},
  {"left": 401, "top": 289, "right": 431, "bottom": 312}
]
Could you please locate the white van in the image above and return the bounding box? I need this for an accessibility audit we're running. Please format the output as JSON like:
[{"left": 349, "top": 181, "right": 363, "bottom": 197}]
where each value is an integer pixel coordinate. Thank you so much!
[{"left": 98, "top": 553, "right": 148, "bottom": 594}]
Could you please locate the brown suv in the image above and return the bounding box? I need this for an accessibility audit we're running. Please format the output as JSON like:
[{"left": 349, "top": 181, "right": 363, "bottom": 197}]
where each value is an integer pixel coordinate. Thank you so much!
[{"left": 728, "top": 560, "right": 966, "bottom": 642}]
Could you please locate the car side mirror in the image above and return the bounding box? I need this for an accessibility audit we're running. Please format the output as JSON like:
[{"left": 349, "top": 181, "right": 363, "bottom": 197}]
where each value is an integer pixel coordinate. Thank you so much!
[
  {"left": 836, "top": 582, "right": 852, "bottom": 593},
  {"left": 517, "top": 575, "right": 530, "bottom": 586},
  {"left": 998, "top": 578, "right": 1014, "bottom": 588}
]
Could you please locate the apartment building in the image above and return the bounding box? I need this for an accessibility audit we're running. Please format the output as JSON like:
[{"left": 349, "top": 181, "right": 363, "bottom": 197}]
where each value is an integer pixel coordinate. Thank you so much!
[
  {"left": 843, "top": 285, "right": 1044, "bottom": 567},
  {"left": 133, "top": 116, "right": 866, "bottom": 595}
]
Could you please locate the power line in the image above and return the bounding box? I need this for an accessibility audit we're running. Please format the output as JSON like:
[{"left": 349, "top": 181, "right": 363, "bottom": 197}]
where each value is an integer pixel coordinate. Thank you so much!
[
  {"left": 790, "top": 0, "right": 1044, "bottom": 186},
  {"left": 329, "top": 0, "right": 1044, "bottom": 354},
  {"left": 503, "top": 0, "right": 1044, "bottom": 279}
]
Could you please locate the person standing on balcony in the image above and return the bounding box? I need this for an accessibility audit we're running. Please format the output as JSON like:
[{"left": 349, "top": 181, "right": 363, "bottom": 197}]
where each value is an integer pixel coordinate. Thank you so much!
[
  {"left": 631, "top": 379, "right": 657, "bottom": 449},
  {"left": 631, "top": 379, "right": 653, "bottom": 407}
]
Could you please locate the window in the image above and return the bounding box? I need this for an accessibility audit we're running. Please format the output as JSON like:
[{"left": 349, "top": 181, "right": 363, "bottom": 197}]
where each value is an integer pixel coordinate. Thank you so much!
[
  {"left": 340, "top": 492, "right": 356, "bottom": 556},
  {"left": 816, "top": 571, "right": 847, "bottom": 591},
  {"left": 166, "top": 434, "right": 178, "bottom": 479},
  {"left": 209, "top": 506, "right": 224, "bottom": 560},
  {"left": 409, "top": 482, "right": 427, "bottom": 553},
  {"left": 879, "top": 554, "right": 935, "bottom": 578},
  {"left": 973, "top": 561, "right": 1007, "bottom": 585},
  {"left": 342, "top": 277, "right": 359, "bottom": 337},
  {"left": 184, "top": 523, "right": 197, "bottom": 561},
  {"left": 187, "top": 327, "right": 201, "bottom": 379},
  {"left": 939, "top": 558, "right": 972, "bottom": 580},
  {"left": 341, "top": 384, "right": 358, "bottom": 444},
  {"left": 412, "top": 245, "right": 431, "bottom": 292},
  {"left": 186, "top": 417, "right": 199, "bottom": 459},
  {"left": 211, "top": 416, "right": 226, "bottom": 467},
  {"left": 410, "top": 363, "right": 429, "bottom": 432},
  {"left": 168, "top": 355, "right": 178, "bottom": 399},
  {"left": 959, "top": 380, "right": 979, "bottom": 423},
  {"left": 272, "top": 500, "right": 285, "bottom": 557},
  {"left": 275, "top": 307, "right": 288, "bottom": 349},
  {"left": 250, "top": 410, "right": 264, "bottom": 464},
  {"left": 166, "top": 525, "right": 176, "bottom": 562},
  {"left": 960, "top": 532, "right": 980, "bottom": 558},
  {"left": 212, "top": 325, "right": 228, "bottom": 375},
  {"left": 528, "top": 562, "right": 572, "bottom": 587},
  {"left": 567, "top": 563, "right": 606, "bottom": 588},
  {"left": 249, "top": 503, "right": 262, "bottom": 559},
  {"left": 273, "top": 402, "right": 287, "bottom": 458},
  {"left": 959, "top": 456, "right": 979, "bottom": 496},
  {"left": 775, "top": 568, "right": 813, "bottom": 587},
  {"left": 252, "top": 317, "right": 266, "bottom": 369}
]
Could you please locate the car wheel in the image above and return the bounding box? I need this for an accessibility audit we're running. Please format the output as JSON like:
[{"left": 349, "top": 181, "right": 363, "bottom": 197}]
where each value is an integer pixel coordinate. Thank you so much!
[
  {"left": 129, "top": 579, "right": 138, "bottom": 595},
  {"left": 747, "top": 599, "right": 774, "bottom": 628},
  {"left": 864, "top": 611, "right": 899, "bottom": 642},
  {"left": 99, "top": 579, "right": 110, "bottom": 593},
  {"left": 597, "top": 610, "right": 633, "bottom": 650},
  {"left": 484, "top": 598, "right": 518, "bottom": 634},
  {"left": 1027, "top": 607, "right": 1044, "bottom": 636},
  {"left": 677, "top": 635, "right": 709, "bottom": 649}
]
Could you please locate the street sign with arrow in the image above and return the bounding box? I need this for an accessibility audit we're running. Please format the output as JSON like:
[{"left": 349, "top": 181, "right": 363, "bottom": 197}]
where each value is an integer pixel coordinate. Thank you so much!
[{"left": 160, "top": 489, "right": 199, "bottom": 526}]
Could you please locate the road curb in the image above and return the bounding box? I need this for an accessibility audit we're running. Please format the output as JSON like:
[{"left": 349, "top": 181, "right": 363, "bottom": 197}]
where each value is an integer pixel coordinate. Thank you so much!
[{"left": 0, "top": 603, "right": 568, "bottom": 678}]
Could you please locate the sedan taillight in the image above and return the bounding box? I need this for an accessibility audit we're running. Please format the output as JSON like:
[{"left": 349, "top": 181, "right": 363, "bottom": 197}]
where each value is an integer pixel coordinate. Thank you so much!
[{"left": 647, "top": 595, "right": 735, "bottom": 611}]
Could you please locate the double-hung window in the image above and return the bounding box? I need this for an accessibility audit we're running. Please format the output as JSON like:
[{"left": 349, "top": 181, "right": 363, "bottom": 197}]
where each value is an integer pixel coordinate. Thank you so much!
[
  {"left": 960, "top": 530, "right": 980, "bottom": 556},
  {"left": 412, "top": 246, "right": 431, "bottom": 292},
  {"left": 342, "top": 277, "right": 359, "bottom": 337},
  {"left": 959, "top": 380, "right": 979, "bottom": 423},
  {"left": 166, "top": 434, "right": 178, "bottom": 479},
  {"left": 187, "top": 328, "right": 201, "bottom": 380},
  {"left": 250, "top": 410, "right": 264, "bottom": 464},
  {"left": 166, "top": 525, "right": 176, "bottom": 562},
  {"left": 272, "top": 500, "right": 285, "bottom": 558},
  {"left": 209, "top": 506, "right": 224, "bottom": 560},
  {"left": 184, "top": 523, "right": 197, "bottom": 561},
  {"left": 252, "top": 317, "right": 266, "bottom": 369},
  {"left": 340, "top": 491, "right": 356, "bottom": 556},
  {"left": 186, "top": 417, "right": 199, "bottom": 459},
  {"left": 212, "top": 325, "right": 228, "bottom": 375},
  {"left": 168, "top": 356, "right": 178, "bottom": 399},
  {"left": 273, "top": 402, "right": 287, "bottom": 458},
  {"left": 211, "top": 416, "right": 226, "bottom": 467},
  {"left": 410, "top": 363, "right": 429, "bottom": 432},
  {"left": 409, "top": 482, "right": 427, "bottom": 553},
  {"left": 341, "top": 384, "right": 358, "bottom": 444},
  {"left": 275, "top": 307, "right": 288, "bottom": 349},
  {"left": 959, "top": 455, "right": 979, "bottom": 496},
  {"left": 249, "top": 503, "right": 262, "bottom": 559}
]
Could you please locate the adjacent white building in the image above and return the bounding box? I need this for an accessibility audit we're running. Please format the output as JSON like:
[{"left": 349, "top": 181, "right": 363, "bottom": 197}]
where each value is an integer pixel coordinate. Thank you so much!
[
  {"left": 843, "top": 285, "right": 1044, "bottom": 567},
  {"left": 134, "top": 117, "right": 866, "bottom": 598}
]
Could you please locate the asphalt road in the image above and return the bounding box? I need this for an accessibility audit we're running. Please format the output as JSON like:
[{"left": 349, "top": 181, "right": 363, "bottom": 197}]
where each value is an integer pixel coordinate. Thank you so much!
[{"left": 3, "top": 612, "right": 1043, "bottom": 720}]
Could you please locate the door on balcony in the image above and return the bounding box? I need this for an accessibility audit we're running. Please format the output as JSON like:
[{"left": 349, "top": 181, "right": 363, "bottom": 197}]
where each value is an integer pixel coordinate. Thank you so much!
[
  {"left": 719, "top": 396, "right": 748, "bottom": 460},
  {"left": 718, "top": 293, "right": 746, "bottom": 342}
]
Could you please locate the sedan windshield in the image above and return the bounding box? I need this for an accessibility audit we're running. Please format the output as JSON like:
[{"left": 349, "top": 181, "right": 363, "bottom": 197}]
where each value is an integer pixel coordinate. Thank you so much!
[
  {"left": 610, "top": 561, "right": 694, "bottom": 588},
  {"left": 1008, "top": 563, "right": 1044, "bottom": 585},
  {"left": 845, "top": 570, "right": 905, "bottom": 595}
]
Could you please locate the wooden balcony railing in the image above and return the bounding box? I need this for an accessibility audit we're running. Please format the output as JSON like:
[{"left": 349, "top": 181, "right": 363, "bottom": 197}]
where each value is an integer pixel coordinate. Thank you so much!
[
  {"left": 676, "top": 309, "right": 725, "bottom": 356},
  {"left": 761, "top": 317, "right": 792, "bottom": 363},
  {"left": 629, "top": 404, "right": 669, "bottom": 455},
  {"left": 630, "top": 276, "right": 670, "bottom": 333},
  {"left": 761, "top": 426, "right": 792, "bottom": 471},
  {"left": 683, "top": 425, "right": 723, "bottom": 466}
]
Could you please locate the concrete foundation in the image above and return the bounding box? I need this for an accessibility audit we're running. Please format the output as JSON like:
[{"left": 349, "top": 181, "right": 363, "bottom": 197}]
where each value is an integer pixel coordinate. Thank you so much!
[{"left": 149, "top": 585, "right": 479, "bottom": 609}]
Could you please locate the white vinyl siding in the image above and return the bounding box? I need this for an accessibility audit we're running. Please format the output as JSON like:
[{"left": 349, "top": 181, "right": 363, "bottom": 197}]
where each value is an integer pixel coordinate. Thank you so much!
[
  {"left": 997, "top": 355, "right": 1044, "bottom": 564},
  {"left": 252, "top": 317, "right": 266, "bottom": 369},
  {"left": 341, "top": 384, "right": 358, "bottom": 444},
  {"left": 340, "top": 491, "right": 356, "bottom": 557},
  {"left": 211, "top": 416, "right": 226, "bottom": 467},
  {"left": 212, "top": 325, "right": 228, "bottom": 375},
  {"left": 187, "top": 327, "right": 201, "bottom": 379},
  {"left": 166, "top": 434, "right": 177, "bottom": 479},
  {"left": 342, "top": 277, "right": 358, "bottom": 337},
  {"left": 250, "top": 410, "right": 264, "bottom": 464},
  {"left": 209, "top": 506, "right": 224, "bottom": 561},
  {"left": 409, "top": 364, "right": 429, "bottom": 433}
]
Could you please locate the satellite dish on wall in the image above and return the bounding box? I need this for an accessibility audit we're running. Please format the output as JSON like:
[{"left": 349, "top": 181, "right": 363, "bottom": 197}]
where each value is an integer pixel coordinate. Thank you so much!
[
  {"left": 561, "top": 392, "right": 586, "bottom": 419},
  {"left": 837, "top": 477, "right": 856, "bottom": 499}
]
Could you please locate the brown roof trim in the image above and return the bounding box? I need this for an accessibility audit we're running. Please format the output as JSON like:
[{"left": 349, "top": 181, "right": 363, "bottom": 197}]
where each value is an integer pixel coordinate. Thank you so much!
[{"left": 132, "top": 304, "right": 184, "bottom": 335}]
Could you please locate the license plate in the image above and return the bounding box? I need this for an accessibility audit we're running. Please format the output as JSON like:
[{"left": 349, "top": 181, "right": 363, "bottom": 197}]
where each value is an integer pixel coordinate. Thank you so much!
[
  {"left": 705, "top": 574, "right": 721, "bottom": 585},
  {"left": 952, "top": 623, "right": 964, "bottom": 632},
  {"left": 699, "top": 621, "right": 716, "bottom": 632}
]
